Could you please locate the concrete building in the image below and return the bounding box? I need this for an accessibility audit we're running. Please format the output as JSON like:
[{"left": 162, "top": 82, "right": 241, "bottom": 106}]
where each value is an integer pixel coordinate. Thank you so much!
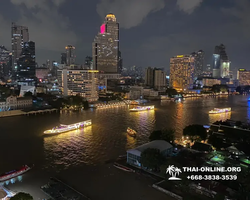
[
  {"left": 237, "top": 69, "right": 250, "bottom": 86},
  {"left": 36, "top": 68, "right": 49, "bottom": 80},
  {"left": 202, "top": 78, "right": 221, "bottom": 87},
  {"left": 0, "top": 95, "right": 33, "bottom": 111},
  {"left": 191, "top": 50, "right": 204, "bottom": 79},
  {"left": 128, "top": 86, "right": 143, "bottom": 100},
  {"left": 11, "top": 22, "right": 29, "bottom": 76},
  {"left": 65, "top": 45, "right": 76, "bottom": 66},
  {"left": 170, "top": 55, "right": 195, "bottom": 91},
  {"left": 145, "top": 67, "right": 166, "bottom": 90},
  {"left": 57, "top": 69, "right": 99, "bottom": 101},
  {"left": 127, "top": 140, "right": 173, "bottom": 168},
  {"left": 92, "top": 13, "right": 119, "bottom": 73}
]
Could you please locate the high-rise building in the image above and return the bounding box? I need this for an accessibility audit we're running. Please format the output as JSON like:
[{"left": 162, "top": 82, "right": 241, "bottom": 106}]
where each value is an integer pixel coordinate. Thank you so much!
[
  {"left": 84, "top": 56, "right": 93, "bottom": 69},
  {"left": 191, "top": 50, "right": 204, "bottom": 79},
  {"left": 61, "top": 53, "right": 66, "bottom": 64},
  {"left": 65, "top": 45, "right": 75, "bottom": 66},
  {"left": 11, "top": 22, "right": 29, "bottom": 76},
  {"left": 118, "top": 51, "right": 123, "bottom": 73},
  {"left": 57, "top": 69, "right": 99, "bottom": 101},
  {"left": 0, "top": 46, "right": 11, "bottom": 78},
  {"left": 145, "top": 67, "right": 166, "bottom": 90},
  {"left": 17, "top": 41, "right": 36, "bottom": 81},
  {"left": 92, "top": 13, "right": 119, "bottom": 73},
  {"left": 212, "top": 44, "right": 230, "bottom": 78},
  {"left": 170, "top": 55, "right": 195, "bottom": 91},
  {"left": 237, "top": 69, "right": 250, "bottom": 86}
]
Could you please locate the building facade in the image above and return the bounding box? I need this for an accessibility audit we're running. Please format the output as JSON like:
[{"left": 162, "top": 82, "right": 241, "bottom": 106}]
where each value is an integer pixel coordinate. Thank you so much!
[
  {"left": 11, "top": 22, "right": 29, "bottom": 77},
  {"left": 57, "top": 69, "right": 99, "bottom": 101},
  {"left": 0, "top": 95, "right": 33, "bottom": 111},
  {"left": 92, "top": 13, "right": 119, "bottom": 73},
  {"left": 237, "top": 69, "right": 250, "bottom": 86},
  {"left": 0, "top": 46, "right": 11, "bottom": 78},
  {"left": 61, "top": 53, "right": 66, "bottom": 64},
  {"left": 170, "top": 55, "right": 195, "bottom": 91},
  {"left": 17, "top": 41, "right": 36, "bottom": 81},
  {"left": 191, "top": 50, "right": 204, "bottom": 79},
  {"left": 65, "top": 45, "right": 75, "bottom": 66},
  {"left": 145, "top": 67, "right": 166, "bottom": 90}
]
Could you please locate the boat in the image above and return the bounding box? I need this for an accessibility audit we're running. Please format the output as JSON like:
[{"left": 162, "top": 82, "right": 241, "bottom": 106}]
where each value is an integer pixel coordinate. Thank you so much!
[
  {"left": 127, "top": 127, "right": 137, "bottom": 137},
  {"left": 209, "top": 108, "right": 231, "bottom": 114},
  {"left": 129, "top": 105, "right": 154, "bottom": 112},
  {"left": 44, "top": 120, "right": 92, "bottom": 134},
  {"left": 0, "top": 165, "right": 31, "bottom": 182}
]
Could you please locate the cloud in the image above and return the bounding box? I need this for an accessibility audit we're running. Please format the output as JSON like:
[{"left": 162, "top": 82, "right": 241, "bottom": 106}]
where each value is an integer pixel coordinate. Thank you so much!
[
  {"left": 96, "top": 0, "right": 165, "bottom": 29},
  {"left": 176, "top": 0, "right": 203, "bottom": 14},
  {"left": 0, "top": 0, "right": 77, "bottom": 64}
]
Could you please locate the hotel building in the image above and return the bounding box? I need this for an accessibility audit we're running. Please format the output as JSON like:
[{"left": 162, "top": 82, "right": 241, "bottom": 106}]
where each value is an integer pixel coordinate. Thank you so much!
[
  {"left": 57, "top": 69, "right": 99, "bottom": 101},
  {"left": 170, "top": 55, "right": 195, "bottom": 91},
  {"left": 92, "top": 13, "right": 119, "bottom": 73},
  {"left": 237, "top": 69, "right": 250, "bottom": 86}
]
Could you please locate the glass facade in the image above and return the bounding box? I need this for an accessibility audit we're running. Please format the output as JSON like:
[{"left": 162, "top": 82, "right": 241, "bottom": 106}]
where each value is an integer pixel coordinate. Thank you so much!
[{"left": 127, "top": 152, "right": 141, "bottom": 167}]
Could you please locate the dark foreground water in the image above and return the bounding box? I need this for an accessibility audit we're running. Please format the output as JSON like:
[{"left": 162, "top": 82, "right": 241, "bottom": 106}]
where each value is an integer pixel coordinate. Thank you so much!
[{"left": 0, "top": 95, "right": 249, "bottom": 199}]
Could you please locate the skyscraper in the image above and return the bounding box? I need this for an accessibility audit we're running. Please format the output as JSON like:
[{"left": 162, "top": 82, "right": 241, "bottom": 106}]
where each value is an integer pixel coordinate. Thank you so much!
[
  {"left": 170, "top": 55, "right": 195, "bottom": 91},
  {"left": 61, "top": 53, "right": 66, "bottom": 64},
  {"left": 11, "top": 22, "right": 29, "bottom": 76},
  {"left": 237, "top": 69, "right": 250, "bottom": 86},
  {"left": 191, "top": 50, "right": 204, "bottom": 79},
  {"left": 0, "top": 46, "right": 11, "bottom": 78},
  {"left": 17, "top": 41, "right": 36, "bottom": 80},
  {"left": 92, "top": 13, "right": 119, "bottom": 73},
  {"left": 212, "top": 44, "right": 230, "bottom": 78},
  {"left": 65, "top": 45, "right": 75, "bottom": 66},
  {"left": 145, "top": 67, "right": 166, "bottom": 90}
]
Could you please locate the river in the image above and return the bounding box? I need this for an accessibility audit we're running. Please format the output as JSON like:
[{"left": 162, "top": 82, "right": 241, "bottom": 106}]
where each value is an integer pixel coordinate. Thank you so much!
[{"left": 0, "top": 95, "right": 249, "bottom": 199}]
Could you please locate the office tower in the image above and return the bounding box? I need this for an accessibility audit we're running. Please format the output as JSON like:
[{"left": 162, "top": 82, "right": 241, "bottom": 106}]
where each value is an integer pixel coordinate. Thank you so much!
[
  {"left": 0, "top": 46, "right": 11, "bottom": 78},
  {"left": 65, "top": 45, "right": 75, "bottom": 66},
  {"left": 11, "top": 22, "right": 29, "bottom": 76},
  {"left": 170, "top": 55, "right": 195, "bottom": 91},
  {"left": 17, "top": 41, "right": 36, "bottom": 80},
  {"left": 145, "top": 67, "right": 166, "bottom": 90},
  {"left": 212, "top": 44, "right": 230, "bottom": 78},
  {"left": 237, "top": 69, "right": 250, "bottom": 85},
  {"left": 84, "top": 56, "right": 93, "bottom": 69},
  {"left": 191, "top": 50, "right": 204, "bottom": 79},
  {"left": 61, "top": 53, "right": 67, "bottom": 64},
  {"left": 57, "top": 69, "right": 99, "bottom": 101},
  {"left": 92, "top": 13, "right": 119, "bottom": 73},
  {"left": 46, "top": 60, "right": 51, "bottom": 70}
]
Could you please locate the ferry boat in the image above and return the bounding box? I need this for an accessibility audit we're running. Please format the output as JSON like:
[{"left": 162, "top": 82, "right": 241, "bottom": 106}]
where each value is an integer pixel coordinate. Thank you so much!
[
  {"left": 44, "top": 120, "right": 92, "bottom": 134},
  {"left": 129, "top": 105, "right": 154, "bottom": 112},
  {"left": 0, "top": 165, "right": 31, "bottom": 182},
  {"left": 209, "top": 108, "right": 231, "bottom": 114},
  {"left": 127, "top": 127, "right": 137, "bottom": 137}
]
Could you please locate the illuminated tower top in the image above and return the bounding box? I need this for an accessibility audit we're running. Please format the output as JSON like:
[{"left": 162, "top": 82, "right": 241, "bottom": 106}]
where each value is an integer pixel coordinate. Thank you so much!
[{"left": 106, "top": 13, "right": 116, "bottom": 22}]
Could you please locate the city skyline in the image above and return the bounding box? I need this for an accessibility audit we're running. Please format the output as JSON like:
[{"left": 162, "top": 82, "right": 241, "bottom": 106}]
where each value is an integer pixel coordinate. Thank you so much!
[{"left": 0, "top": 0, "right": 249, "bottom": 69}]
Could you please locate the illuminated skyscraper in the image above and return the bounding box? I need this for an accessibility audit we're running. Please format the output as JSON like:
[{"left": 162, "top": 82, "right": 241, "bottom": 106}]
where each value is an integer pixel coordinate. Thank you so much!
[
  {"left": 170, "top": 55, "right": 195, "bottom": 91},
  {"left": 0, "top": 46, "right": 11, "bottom": 78},
  {"left": 191, "top": 50, "right": 204, "bottom": 79},
  {"left": 212, "top": 44, "right": 230, "bottom": 78},
  {"left": 65, "top": 45, "right": 75, "bottom": 66},
  {"left": 92, "top": 13, "right": 119, "bottom": 73},
  {"left": 11, "top": 22, "right": 29, "bottom": 76},
  {"left": 237, "top": 69, "right": 250, "bottom": 86}
]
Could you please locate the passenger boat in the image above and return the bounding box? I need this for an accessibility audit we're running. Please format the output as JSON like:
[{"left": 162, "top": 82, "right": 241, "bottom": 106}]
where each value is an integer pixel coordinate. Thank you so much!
[
  {"left": 127, "top": 127, "right": 137, "bottom": 137},
  {"left": 129, "top": 105, "right": 154, "bottom": 112},
  {"left": 44, "top": 120, "right": 92, "bottom": 134},
  {"left": 209, "top": 108, "right": 231, "bottom": 114},
  {"left": 0, "top": 165, "right": 31, "bottom": 182}
]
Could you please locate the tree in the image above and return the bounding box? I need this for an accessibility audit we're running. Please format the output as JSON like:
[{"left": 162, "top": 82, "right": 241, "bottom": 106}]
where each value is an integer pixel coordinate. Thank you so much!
[
  {"left": 149, "top": 129, "right": 175, "bottom": 143},
  {"left": 83, "top": 100, "right": 89, "bottom": 110},
  {"left": 10, "top": 192, "right": 33, "bottom": 200},
  {"left": 183, "top": 124, "right": 207, "bottom": 142},
  {"left": 141, "top": 148, "right": 164, "bottom": 170},
  {"left": 207, "top": 134, "right": 224, "bottom": 149},
  {"left": 166, "top": 88, "right": 177, "bottom": 97},
  {"left": 24, "top": 91, "right": 32, "bottom": 97},
  {"left": 235, "top": 121, "right": 242, "bottom": 127}
]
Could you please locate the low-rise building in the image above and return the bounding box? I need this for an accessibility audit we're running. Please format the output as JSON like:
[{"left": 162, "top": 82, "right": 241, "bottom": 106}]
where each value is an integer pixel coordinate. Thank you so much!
[
  {"left": 127, "top": 140, "right": 173, "bottom": 168},
  {"left": 0, "top": 95, "right": 33, "bottom": 111}
]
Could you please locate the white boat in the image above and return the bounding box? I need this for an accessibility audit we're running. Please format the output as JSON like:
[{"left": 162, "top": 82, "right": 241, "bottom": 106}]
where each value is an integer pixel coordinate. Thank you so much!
[
  {"left": 129, "top": 105, "right": 154, "bottom": 112},
  {"left": 127, "top": 127, "right": 137, "bottom": 137},
  {"left": 209, "top": 108, "right": 231, "bottom": 114},
  {"left": 44, "top": 120, "right": 92, "bottom": 134}
]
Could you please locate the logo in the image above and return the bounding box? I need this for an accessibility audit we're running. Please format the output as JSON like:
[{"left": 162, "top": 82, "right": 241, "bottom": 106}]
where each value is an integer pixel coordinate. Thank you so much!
[{"left": 166, "top": 165, "right": 182, "bottom": 180}]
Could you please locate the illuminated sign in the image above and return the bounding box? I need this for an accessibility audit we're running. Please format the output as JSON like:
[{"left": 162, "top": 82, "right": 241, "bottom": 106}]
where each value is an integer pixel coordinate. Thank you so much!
[
  {"left": 100, "top": 24, "right": 106, "bottom": 34},
  {"left": 177, "top": 55, "right": 184, "bottom": 58},
  {"left": 88, "top": 70, "right": 99, "bottom": 73},
  {"left": 239, "top": 69, "right": 246, "bottom": 71}
]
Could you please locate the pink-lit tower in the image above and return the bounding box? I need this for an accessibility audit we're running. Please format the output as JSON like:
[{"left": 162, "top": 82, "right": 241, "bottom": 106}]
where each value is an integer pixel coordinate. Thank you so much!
[{"left": 92, "top": 13, "right": 119, "bottom": 73}]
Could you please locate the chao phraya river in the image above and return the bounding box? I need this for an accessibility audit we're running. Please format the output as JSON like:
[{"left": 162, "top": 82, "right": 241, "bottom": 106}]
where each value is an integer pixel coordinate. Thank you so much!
[{"left": 0, "top": 95, "right": 249, "bottom": 199}]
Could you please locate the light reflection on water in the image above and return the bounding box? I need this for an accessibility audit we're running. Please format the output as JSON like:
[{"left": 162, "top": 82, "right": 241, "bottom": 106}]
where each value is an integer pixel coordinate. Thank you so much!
[{"left": 1, "top": 95, "right": 250, "bottom": 172}]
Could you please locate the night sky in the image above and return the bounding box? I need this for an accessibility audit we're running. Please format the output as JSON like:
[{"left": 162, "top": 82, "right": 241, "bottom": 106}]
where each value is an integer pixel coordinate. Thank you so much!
[{"left": 0, "top": 0, "right": 249, "bottom": 71}]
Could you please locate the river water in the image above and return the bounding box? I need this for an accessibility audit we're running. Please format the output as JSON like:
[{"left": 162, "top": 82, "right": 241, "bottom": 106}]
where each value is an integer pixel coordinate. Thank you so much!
[{"left": 0, "top": 95, "right": 249, "bottom": 199}]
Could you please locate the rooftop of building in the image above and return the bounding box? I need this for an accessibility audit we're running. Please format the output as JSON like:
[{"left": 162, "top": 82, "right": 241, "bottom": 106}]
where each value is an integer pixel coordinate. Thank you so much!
[{"left": 127, "top": 140, "right": 173, "bottom": 156}]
